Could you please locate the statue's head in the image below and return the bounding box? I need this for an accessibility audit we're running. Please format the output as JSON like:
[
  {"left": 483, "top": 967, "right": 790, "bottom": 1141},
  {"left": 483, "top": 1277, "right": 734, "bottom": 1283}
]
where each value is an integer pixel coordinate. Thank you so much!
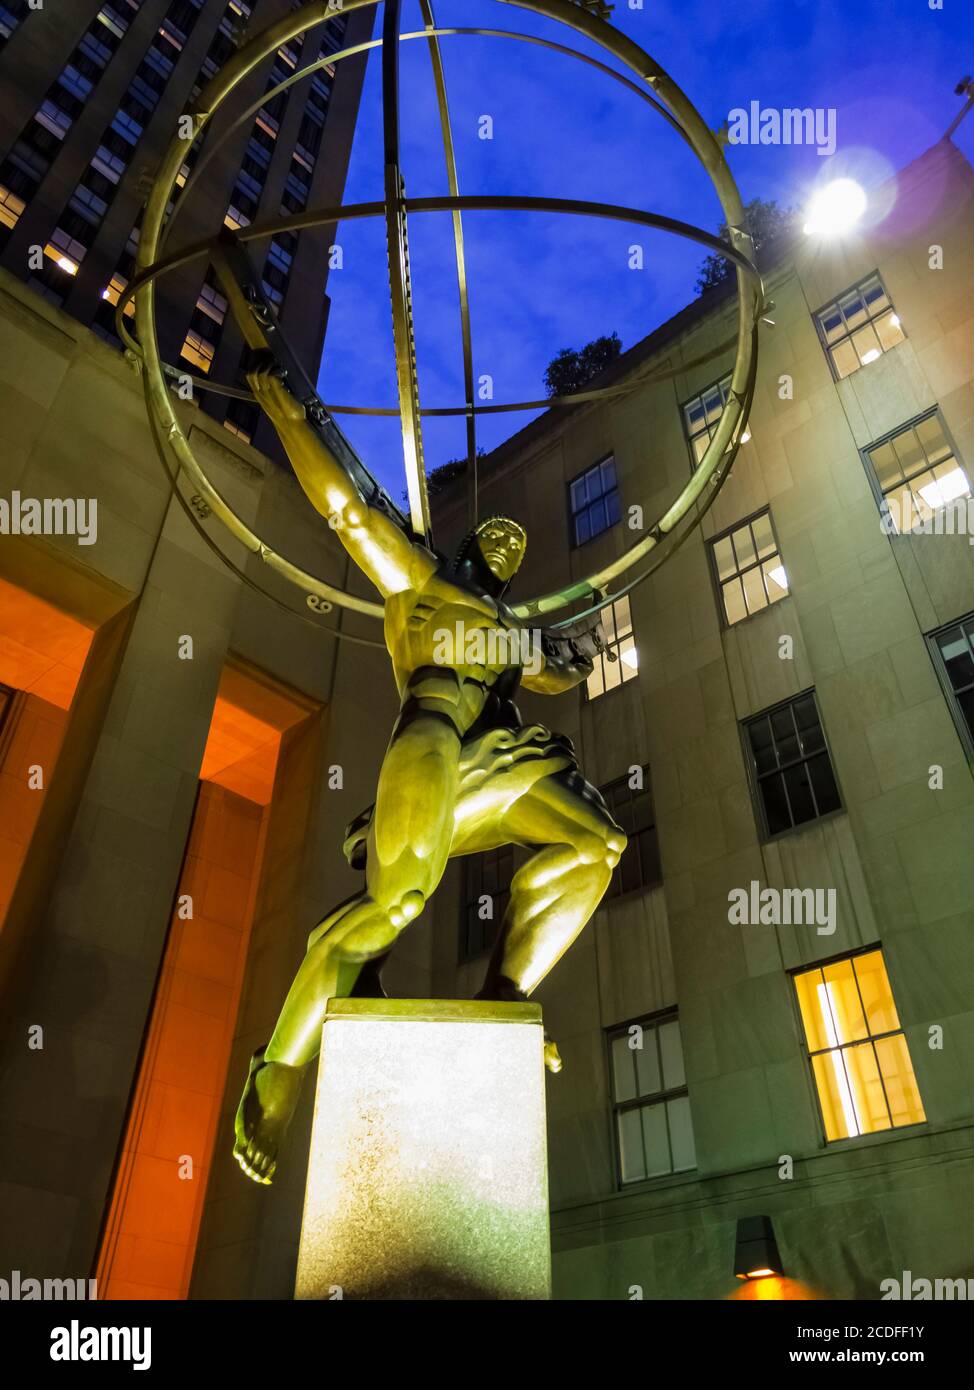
[{"left": 453, "top": 515, "right": 527, "bottom": 596}]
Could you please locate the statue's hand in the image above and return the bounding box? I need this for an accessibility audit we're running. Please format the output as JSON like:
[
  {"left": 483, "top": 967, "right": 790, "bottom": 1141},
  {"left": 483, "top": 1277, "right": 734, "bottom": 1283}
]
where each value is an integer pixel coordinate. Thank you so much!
[{"left": 247, "top": 356, "right": 307, "bottom": 428}]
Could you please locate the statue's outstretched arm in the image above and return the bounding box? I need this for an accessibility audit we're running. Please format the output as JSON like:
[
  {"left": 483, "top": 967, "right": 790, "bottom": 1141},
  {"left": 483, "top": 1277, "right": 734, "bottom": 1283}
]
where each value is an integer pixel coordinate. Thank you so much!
[{"left": 248, "top": 362, "right": 434, "bottom": 598}]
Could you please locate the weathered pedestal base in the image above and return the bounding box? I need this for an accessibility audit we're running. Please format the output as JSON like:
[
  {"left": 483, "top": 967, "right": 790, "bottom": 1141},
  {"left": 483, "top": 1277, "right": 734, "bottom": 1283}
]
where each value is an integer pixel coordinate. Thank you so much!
[{"left": 294, "top": 998, "right": 551, "bottom": 1300}]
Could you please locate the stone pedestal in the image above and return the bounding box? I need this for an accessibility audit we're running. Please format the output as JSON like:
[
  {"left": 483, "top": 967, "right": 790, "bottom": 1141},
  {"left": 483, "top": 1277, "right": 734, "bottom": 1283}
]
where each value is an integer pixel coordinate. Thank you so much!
[{"left": 294, "top": 998, "right": 551, "bottom": 1300}]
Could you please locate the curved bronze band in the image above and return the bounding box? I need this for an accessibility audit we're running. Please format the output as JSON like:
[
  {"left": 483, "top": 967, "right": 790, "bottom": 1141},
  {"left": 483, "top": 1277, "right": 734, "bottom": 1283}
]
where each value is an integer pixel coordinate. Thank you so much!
[{"left": 131, "top": 0, "right": 761, "bottom": 630}]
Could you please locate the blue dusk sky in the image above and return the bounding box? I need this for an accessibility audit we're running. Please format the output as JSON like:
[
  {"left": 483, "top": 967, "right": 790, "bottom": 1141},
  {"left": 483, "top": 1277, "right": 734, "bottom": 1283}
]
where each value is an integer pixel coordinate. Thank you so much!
[{"left": 316, "top": 0, "right": 974, "bottom": 496}]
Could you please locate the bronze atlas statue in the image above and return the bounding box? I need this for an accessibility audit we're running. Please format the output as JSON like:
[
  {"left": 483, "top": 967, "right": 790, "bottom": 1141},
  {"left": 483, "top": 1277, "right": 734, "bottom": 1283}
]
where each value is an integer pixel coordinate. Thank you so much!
[{"left": 121, "top": 0, "right": 762, "bottom": 1186}]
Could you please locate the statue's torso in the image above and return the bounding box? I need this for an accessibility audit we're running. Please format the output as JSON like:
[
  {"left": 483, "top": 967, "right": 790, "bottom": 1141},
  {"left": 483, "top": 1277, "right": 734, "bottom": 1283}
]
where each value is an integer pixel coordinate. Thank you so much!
[{"left": 384, "top": 565, "right": 522, "bottom": 734}]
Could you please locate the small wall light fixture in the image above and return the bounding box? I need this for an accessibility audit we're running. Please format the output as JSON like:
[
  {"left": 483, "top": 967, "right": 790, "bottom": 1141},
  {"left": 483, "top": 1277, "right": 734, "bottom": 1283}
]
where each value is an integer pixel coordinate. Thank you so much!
[{"left": 734, "top": 1215, "right": 784, "bottom": 1280}]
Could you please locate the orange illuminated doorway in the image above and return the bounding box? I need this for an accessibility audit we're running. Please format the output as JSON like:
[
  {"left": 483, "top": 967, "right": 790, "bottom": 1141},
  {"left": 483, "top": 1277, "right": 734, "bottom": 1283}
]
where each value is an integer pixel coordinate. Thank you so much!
[
  {"left": 0, "top": 576, "right": 95, "bottom": 927},
  {"left": 95, "top": 662, "right": 317, "bottom": 1299}
]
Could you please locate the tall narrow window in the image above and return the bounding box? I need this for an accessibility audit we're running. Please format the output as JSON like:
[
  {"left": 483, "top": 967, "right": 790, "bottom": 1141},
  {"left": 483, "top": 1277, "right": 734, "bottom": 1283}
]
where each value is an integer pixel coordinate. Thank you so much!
[
  {"left": 744, "top": 691, "right": 841, "bottom": 837},
  {"left": 709, "top": 509, "right": 789, "bottom": 625},
  {"left": 928, "top": 614, "right": 974, "bottom": 758},
  {"left": 460, "top": 845, "right": 513, "bottom": 963},
  {"left": 864, "top": 411, "right": 971, "bottom": 534},
  {"left": 794, "top": 949, "right": 925, "bottom": 1141},
  {"left": 607, "top": 1012, "right": 695, "bottom": 1185},
  {"left": 601, "top": 768, "right": 660, "bottom": 897},
  {"left": 569, "top": 456, "right": 620, "bottom": 546},
  {"left": 814, "top": 272, "right": 905, "bottom": 380},
  {"left": 586, "top": 596, "right": 637, "bottom": 700}
]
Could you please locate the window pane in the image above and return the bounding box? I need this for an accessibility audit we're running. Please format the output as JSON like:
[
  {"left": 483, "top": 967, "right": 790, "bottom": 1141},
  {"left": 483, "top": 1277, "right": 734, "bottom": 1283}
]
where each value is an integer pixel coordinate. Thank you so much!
[
  {"left": 600, "top": 458, "right": 617, "bottom": 492},
  {"left": 634, "top": 1029, "right": 662, "bottom": 1096},
  {"left": 575, "top": 510, "right": 590, "bottom": 546},
  {"left": 807, "top": 752, "right": 841, "bottom": 816},
  {"left": 617, "top": 1107, "right": 645, "bottom": 1182},
  {"left": 770, "top": 707, "right": 799, "bottom": 762},
  {"left": 606, "top": 490, "right": 621, "bottom": 527},
  {"left": 570, "top": 476, "right": 588, "bottom": 511},
  {"left": 658, "top": 1020, "right": 685, "bottom": 1089},
  {"left": 821, "top": 959, "right": 868, "bottom": 1044},
  {"left": 761, "top": 772, "right": 792, "bottom": 835},
  {"left": 742, "top": 564, "right": 768, "bottom": 615},
  {"left": 916, "top": 414, "right": 951, "bottom": 465},
  {"left": 795, "top": 967, "right": 831, "bottom": 1052},
  {"left": 722, "top": 578, "right": 747, "bottom": 625},
  {"left": 892, "top": 429, "right": 924, "bottom": 479},
  {"left": 852, "top": 950, "right": 900, "bottom": 1035},
  {"left": 811, "top": 1049, "right": 859, "bottom": 1140},
  {"left": 752, "top": 512, "right": 776, "bottom": 559},
  {"left": 763, "top": 558, "right": 789, "bottom": 601},
  {"left": 667, "top": 1095, "right": 696, "bottom": 1171},
  {"left": 874, "top": 1033, "right": 925, "bottom": 1128},
  {"left": 874, "top": 309, "right": 905, "bottom": 352},
  {"left": 937, "top": 627, "right": 974, "bottom": 691},
  {"left": 844, "top": 1042, "right": 891, "bottom": 1135},
  {"left": 640, "top": 1102, "right": 671, "bottom": 1177},
  {"left": 831, "top": 339, "right": 859, "bottom": 378},
  {"left": 852, "top": 323, "right": 882, "bottom": 366},
  {"left": 618, "top": 635, "right": 638, "bottom": 680},
  {"left": 783, "top": 762, "right": 816, "bottom": 825},
  {"left": 611, "top": 1033, "right": 637, "bottom": 1102},
  {"left": 588, "top": 498, "right": 607, "bottom": 537},
  {"left": 614, "top": 595, "right": 633, "bottom": 638},
  {"left": 870, "top": 442, "right": 901, "bottom": 490},
  {"left": 713, "top": 535, "right": 736, "bottom": 580},
  {"left": 732, "top": 523, "right": 757, "bottom": 570}
]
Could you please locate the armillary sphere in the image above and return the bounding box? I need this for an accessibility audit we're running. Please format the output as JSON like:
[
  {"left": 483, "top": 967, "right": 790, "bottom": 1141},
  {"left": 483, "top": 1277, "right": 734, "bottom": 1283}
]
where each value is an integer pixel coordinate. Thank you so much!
[{"left": 118, "top": 0, "right": 764, "bottom": 649}]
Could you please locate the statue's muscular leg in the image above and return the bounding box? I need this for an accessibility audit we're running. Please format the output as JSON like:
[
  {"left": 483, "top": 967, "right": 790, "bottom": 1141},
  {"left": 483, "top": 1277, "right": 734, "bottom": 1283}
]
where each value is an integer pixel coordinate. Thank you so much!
[
  {"left": 477, "top": 773, "right": 626, "bottom": 1065},
  {"left": 234, "top": 712, "right": 460, "bottom": 1184}
]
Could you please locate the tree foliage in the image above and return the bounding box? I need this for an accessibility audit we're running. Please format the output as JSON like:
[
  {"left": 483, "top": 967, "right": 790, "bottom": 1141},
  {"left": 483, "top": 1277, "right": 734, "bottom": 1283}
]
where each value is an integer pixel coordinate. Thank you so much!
[
  {"left": 543, "top": 332, "right": 622, "bottom": 398},
  {"left": 695, "top": 198, "right": 797, "bottom": 295}
]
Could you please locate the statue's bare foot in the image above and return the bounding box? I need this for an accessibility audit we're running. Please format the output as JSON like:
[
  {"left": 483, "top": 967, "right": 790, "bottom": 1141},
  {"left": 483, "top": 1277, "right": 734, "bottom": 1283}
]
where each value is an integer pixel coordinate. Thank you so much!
[{"left": 233, "top": 1048, "right": 303, "bottom": 1185}]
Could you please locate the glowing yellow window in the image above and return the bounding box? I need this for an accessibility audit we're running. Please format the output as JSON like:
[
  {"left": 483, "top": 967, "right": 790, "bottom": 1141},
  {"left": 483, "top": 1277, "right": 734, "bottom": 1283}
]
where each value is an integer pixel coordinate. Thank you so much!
[
  {"left": 0, "top": 184, "right": 26, "bottom": 230},
  {"left": 794, "top": 950, "right": 925, "bottom": 1141},
  {"left": 179, "top": 329, "right": 215, "bottom": 373}
]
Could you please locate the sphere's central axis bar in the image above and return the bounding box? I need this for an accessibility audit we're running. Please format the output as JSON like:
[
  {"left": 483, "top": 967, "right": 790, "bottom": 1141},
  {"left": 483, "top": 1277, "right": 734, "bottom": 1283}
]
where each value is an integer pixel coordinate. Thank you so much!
[{"left": 383, "top": 0, "right": 432, "bottom": 543}]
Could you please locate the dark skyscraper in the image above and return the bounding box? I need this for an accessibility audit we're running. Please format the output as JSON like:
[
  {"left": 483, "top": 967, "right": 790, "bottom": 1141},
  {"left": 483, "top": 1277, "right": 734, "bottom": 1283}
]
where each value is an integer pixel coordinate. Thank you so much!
[{"left": 0, "top": 0, "right": 372, "bottom": 454}]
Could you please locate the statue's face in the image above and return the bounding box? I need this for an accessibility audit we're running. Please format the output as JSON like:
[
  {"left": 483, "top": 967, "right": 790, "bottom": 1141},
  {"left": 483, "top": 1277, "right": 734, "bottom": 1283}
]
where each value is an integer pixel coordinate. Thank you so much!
[{"left": 473, "top": 518, "right": 526, "bottom": 583}]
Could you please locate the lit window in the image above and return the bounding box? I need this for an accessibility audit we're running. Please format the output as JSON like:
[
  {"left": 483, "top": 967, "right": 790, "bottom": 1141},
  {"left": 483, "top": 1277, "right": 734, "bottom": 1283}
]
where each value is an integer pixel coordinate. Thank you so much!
[
  {"left": 35, "top": 100, "right": 73, "bottom": 141},
  {"left": 101, "top": 272, "right": 134, "bottom": 316},
  {"left": 794, "top": 949, "right": 925, "bottom": 1141},
  {"left": 43, "top": 227, "right": 86, "bottom": 274},
  {"left": 865, "top": 411, "right": 971, "bottom": 535},
  {"left": 928, "top": 614, "right": 974, "bottom": 758},
  {"left": 681, "top": 371, "right": 750, "bottom": 467},
  {"left": 97, "top": 6, "right": 127, "bottom": 41},
  {"left": 600, "top": 768, "right": 660, "bottom": 898},
  {"left": 0, "top": 182, "right": 25, "bottom": 230},
  {"left": 569, "top": 455, "right": 620, "bottom": 546},
  {"left": 277, "top": 44, "right": 298, "bottom": 68},
  {"left": 91, "top": 145, "right": 126, "bottom": 183},
  {"left": 255, "top": 109, "right": 278, "bottom": 139},
  {"left": 196, "top": 281, "right": 228, "bottom": 325},
  {"left": 709, "top": 508, "right": 788, "bottom": 625},
  {"left": 460, "top": 845, "right": 512, "bottom": 963},
  {"left": 224, "top": 204, "right": 250, "bottom": 231},
  {"left": 586, "top": 596, "right": 637, "bottom": 700},
  {"left": 815, "top": 272, "right": 905, "bottom": 380},
  {"left": 744, "top": 691, "right": 841, "bottom": 837},
  {"left": 180, "top": 329, "right": 215, "bottom": 373},
  {"left": 608, "top": 1012, "right": 695, "bottom": 1185}
]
